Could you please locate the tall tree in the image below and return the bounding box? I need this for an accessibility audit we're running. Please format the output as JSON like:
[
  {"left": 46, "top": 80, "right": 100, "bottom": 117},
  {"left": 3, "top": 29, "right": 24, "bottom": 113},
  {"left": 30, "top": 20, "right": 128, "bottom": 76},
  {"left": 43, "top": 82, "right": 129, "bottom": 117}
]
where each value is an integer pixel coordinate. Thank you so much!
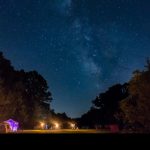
[
  {"left": 92, "top": 83, "right": 129, "bottom": 124},
  {"left": 0, "top": 52, "right": 16, "bottom": 121},
  {"left": 0, "top": 52, "right": 16, "bottom": 93},
  {"left": 120, "top": 60, "right": 150, "bottom": 132},
  {"left": 79, "top": 84, "right": 129, "bottom": 128},
  {"left": 22, "top": 71, "right": 52, "bottom": 127}
]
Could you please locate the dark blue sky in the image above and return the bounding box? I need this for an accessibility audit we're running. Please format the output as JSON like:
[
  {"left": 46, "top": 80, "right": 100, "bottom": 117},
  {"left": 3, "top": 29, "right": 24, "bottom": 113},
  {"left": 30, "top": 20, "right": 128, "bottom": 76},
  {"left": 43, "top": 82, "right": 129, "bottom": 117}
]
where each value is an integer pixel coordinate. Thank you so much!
[{"left": 0, "top": 0, "right": 150, "bottom": 118}]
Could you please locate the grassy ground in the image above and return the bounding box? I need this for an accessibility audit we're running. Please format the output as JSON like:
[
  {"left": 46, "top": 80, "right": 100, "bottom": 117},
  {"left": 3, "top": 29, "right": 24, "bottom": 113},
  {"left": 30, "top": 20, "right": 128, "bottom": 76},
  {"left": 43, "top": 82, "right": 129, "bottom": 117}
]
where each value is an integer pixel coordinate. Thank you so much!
[{"left": 15, "top": 129, "right": 111, "bottom": 134}]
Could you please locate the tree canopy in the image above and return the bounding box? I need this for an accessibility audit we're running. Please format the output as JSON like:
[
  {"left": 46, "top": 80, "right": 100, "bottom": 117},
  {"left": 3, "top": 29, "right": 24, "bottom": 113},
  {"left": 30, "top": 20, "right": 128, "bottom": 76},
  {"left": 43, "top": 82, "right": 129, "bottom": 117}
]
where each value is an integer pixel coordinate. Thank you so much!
[
  {"left": 79, "top": 83, "right": 129, "bottom": 128},
  {"left": 120, "top": 59, "right": 150, "bottom": 132}
]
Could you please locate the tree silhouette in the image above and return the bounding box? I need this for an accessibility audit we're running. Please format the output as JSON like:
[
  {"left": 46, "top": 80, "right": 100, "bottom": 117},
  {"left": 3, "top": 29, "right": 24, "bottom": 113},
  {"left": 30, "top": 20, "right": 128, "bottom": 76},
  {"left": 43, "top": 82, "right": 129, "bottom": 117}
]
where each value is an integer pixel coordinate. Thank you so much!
[
  {"left": 79, "top": 84, "right": 129, "bottom": 128},
  {"left": 120, "top": 59, "right": 150, "bottom": 132}
]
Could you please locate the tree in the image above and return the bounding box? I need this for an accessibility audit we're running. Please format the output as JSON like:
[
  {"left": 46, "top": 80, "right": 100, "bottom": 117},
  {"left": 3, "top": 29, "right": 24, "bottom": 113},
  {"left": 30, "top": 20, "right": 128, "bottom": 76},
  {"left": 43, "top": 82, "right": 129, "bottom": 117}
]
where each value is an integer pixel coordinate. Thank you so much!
[
  {"left": 92, "top": 84, "right": 129, "bottom": 125},
  {"left": 0, "top": 52, "right": 17, "bottom": 121},
  {"left": 79, "top": 84, "right": 129, "bottom": 128},
  {"left": 0, "top": 52, "right": 14, "bottom": 87},
  {"left": 79, "top": 107, "right": 101, "bottom": 128},
  {"left": 120, "top": 60, "right": 150, "bottom": 132},
  {"left": 22, "top": 71, "right": 52, "bottom": 128}
]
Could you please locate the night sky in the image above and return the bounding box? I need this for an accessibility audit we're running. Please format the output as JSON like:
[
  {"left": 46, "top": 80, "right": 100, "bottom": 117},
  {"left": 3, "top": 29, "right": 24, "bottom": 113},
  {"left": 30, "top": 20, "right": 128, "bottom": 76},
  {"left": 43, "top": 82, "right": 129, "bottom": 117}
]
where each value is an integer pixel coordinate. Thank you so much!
[{"left": 0, "top": 0, "right": 150, "bottom": 118}]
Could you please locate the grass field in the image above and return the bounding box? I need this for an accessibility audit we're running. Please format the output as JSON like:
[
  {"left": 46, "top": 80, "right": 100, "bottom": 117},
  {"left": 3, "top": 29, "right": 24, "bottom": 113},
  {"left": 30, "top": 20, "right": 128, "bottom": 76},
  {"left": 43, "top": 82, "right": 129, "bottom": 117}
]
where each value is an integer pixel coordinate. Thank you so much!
[{"left": 14, "top": 129, "right": 111, "bottom": 134}]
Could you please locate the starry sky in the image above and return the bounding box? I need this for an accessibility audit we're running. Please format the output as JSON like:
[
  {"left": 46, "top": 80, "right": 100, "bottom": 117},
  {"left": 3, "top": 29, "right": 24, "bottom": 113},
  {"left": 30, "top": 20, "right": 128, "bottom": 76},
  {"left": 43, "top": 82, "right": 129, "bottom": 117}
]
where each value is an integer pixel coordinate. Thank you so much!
[{"left": 0, "top": 0, "right": 150, "bottom": 118}]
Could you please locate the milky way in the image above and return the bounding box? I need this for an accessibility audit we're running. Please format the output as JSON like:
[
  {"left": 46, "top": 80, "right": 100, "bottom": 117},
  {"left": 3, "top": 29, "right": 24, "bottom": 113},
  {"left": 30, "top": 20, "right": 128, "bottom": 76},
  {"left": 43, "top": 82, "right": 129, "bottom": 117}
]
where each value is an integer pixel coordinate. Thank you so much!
[{"left": 0, "top": 0, "right": 150, "bottom": 117}]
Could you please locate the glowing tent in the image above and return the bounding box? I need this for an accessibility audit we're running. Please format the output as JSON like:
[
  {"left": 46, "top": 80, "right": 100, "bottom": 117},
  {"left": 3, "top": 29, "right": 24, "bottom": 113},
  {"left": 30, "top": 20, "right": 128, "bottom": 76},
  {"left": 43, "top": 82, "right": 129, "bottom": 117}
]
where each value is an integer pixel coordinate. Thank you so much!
[{"left": 4, "top": 119, "right": 19, "bottom": 132}]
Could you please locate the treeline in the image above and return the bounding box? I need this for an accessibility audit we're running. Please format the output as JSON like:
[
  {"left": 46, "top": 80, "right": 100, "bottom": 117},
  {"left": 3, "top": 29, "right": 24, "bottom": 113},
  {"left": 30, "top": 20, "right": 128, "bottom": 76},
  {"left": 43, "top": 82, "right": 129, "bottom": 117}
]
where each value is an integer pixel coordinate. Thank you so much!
[
  {"left": 0, "top": 52, "right": 53, "bottom": 128},
  {"left": 1, "top": 51, "right": 150, "bottom": 132},
  {"left": 78, "top": 59, "right": 150, "bottom": 132},
  {"left": 77, "top": 83, "right": 129, "bottom": 129},
  {"left": 0, "top": 52, "right": 73, "bottom": 129}
]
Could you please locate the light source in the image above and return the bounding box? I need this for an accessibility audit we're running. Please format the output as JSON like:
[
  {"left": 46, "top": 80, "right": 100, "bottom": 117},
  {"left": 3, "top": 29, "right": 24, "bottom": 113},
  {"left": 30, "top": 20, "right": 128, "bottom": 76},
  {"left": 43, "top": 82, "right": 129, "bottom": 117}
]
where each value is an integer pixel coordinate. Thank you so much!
[
  {"left": 40, "top": 122, "right": 45, "bottom": 129},
  {"left": 70, "top": 123, "right": 75, "bottom": 129},
  {"left": 54, "top": 123, "right": 59, "bottom": 129}
]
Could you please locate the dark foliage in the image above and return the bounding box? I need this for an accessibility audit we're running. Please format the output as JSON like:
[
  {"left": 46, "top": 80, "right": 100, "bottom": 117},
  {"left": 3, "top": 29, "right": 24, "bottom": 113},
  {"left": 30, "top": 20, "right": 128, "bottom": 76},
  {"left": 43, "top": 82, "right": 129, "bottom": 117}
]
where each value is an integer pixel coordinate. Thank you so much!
[
  {"left": 79, "top": 83, "right": 129, "bottom": 128},
  {"left": 0, "top": 52, "right": 52, "bottom": 128}
]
